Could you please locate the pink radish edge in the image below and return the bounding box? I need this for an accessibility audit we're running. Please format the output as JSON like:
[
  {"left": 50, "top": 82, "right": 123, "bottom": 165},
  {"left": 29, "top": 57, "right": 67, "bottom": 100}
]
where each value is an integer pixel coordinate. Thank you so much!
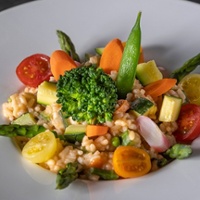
[{"left": 136, "top": 115, "right": 171, "bottom": 152}]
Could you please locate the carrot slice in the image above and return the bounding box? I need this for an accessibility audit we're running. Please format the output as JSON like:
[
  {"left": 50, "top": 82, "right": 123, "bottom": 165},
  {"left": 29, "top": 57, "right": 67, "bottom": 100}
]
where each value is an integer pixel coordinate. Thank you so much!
[
  {"left": 144, "top": 78, "right": 177, "bottom": 99},
  {"left": 138, "top": 47, "right": 144, "bottom": 63},
  {"left": 155, "top": 95, "right": 163, "bottom": 117},
  {"left": 99, "top": 38, "right": 124, "bottom": 73},
  {"left": 50, "top": 50, "right": 77, "bottom": 81},
  {"left": 115, "top": 100, "right": 130, "bottom": 114},
  {"left": 86, "top": 125, "right": 109, "bottom": 137},
  {"left": 113, "top": 146, "right": 151, "bottom": 178},
  {"left": 89, "top": 153, "right": 108, "bottom": 168}
]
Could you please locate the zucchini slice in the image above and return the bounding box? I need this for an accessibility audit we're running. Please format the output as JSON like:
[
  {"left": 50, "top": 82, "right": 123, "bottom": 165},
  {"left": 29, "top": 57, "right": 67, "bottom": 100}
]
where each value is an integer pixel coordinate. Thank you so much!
[
  {"left": 37, "top": 81, "right": 57, "bottom": 105},
  {"left": 63, "top": 124, "right": 87, "bottom": 143},
  {"left": 12, "top": 113, "right": 36, "bottom": 125},
  {"left": 136, "top": 60, "right": 163, "bottom": 85},
  {"left": 159, "top": 95, "right": 182, "bottom": 122},
  {"left": 130, "top": 97, "right": 155, "bottom": 117}
]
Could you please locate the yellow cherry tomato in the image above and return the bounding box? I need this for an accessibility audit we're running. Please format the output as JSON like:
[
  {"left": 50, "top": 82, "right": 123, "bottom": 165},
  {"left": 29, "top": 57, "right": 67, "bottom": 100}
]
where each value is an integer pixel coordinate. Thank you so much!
[
  {"left": 179, "top": 73, "right": 200, "bottom": 105},
  {"left": 22, "top": 131, "right": 57, "bottom": 163},
  {"left": 113, "top": 146, "right": 151, "bottom": 178}
]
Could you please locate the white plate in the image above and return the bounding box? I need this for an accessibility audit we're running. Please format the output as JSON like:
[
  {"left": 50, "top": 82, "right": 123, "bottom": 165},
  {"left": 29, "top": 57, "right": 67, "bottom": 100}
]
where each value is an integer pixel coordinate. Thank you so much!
[{"left": 1, "top": 0, "right": 200, "bottom": 199}]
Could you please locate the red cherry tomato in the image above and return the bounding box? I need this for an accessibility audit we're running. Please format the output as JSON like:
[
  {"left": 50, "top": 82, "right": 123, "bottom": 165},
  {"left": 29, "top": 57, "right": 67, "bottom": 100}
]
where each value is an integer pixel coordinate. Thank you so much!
[
  {"left": 173, "top": 103, "right": 200, "bottom": 143},
  {"left": 16, "top": 54, "right": 52, "bottom": 88}
]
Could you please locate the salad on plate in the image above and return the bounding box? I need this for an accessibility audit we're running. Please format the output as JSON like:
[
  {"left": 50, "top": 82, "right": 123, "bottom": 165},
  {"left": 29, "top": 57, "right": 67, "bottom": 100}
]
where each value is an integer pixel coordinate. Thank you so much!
[{"left": 1, "top": 11, "right": 200, "bottom": 189}]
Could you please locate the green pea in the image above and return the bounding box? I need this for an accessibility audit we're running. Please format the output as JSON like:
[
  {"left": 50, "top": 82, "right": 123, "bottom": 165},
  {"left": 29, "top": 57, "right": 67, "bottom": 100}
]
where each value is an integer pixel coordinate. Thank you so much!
[{"left": 112, "top": 136, "right": 121, "bottom": 147}]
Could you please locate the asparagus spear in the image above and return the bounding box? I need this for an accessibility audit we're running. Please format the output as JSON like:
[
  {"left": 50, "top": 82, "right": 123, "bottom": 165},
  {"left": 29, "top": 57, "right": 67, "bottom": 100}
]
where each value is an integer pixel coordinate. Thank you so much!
[
  {"left": 56, "top": 162, "right": 79, "bottom": 189},
  {"left": 0, "top": 124, "right": 46, "bottom": 138},
  {"left": 90, "top": 167, "right": 119, "bottom": 180},
  {"left": 171, "top": 53, "right": 200, "bottom": 82},
  {"left": 56, "top": 30, "right": 80, "bottom": 62}
]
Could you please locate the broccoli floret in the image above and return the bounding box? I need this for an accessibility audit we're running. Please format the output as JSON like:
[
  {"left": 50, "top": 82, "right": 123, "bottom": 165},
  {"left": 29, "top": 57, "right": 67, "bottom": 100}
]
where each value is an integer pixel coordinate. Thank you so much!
[
  {"left": 56, "top": 65, "right": 118, "bottom": 124},
  {"left": 165, "top": 144, "right": 192, "bottom": 159}
]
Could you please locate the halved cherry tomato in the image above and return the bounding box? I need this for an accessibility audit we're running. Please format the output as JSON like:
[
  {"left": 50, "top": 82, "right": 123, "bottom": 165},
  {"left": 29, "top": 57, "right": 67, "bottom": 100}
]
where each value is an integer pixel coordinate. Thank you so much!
[
  {"left": 16, "top": 54, "right": 52, "bottom": 88},
  {"left": 112, "top": 146, "right": 151, "bottom": 178},
  {"left": 22, "top": 131, "right": 57, "bottom": 163},
  {"left": 173, "top": 103, "right": 200, "bottom": 144}
]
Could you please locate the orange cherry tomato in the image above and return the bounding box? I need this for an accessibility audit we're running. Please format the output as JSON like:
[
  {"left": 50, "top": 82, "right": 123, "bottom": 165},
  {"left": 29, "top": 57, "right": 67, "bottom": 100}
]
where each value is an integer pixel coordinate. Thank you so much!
[{"left": 113, "top": 146, "right": 151, "bottom": 178}]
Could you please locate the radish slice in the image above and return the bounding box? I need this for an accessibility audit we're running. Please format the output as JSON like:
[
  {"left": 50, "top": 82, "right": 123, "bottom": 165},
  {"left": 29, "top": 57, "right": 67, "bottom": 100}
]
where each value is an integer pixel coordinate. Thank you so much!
[
  {"left": 74, "top": 61, "right": 81, "bottom": 66},
  {"left": 137, "top": 116, "right": 170, "bottom": 152}
]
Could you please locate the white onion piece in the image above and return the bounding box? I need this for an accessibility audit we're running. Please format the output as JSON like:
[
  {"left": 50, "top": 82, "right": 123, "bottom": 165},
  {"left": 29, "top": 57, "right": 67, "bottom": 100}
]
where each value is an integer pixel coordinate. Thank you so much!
[{"left": 137, "top": 116, "right": 171, "bottom": 152}]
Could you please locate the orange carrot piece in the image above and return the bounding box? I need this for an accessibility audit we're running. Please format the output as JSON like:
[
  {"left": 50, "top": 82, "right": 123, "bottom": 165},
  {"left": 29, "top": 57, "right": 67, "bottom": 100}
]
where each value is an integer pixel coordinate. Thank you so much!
[
  {"left": 89, "top": 153, "right": 108, "bottom": 168},
  {"left": 90, "top": 157, "right": 104, "bottom": 168},
  {"left": 99, "top": 38, "right": 124, "bottom": 73},
  {"left": 138, "top": 47, "right": 144, "bottom": 63},
  {"left": 155, "top": 95, "right": 163, "bottom": 118},
  {"left": 122, "top": 41, "right": 126, "bottom": 47},
  {"left": 144, "top": 78, "right": 177, "bottom": 99},
  {"left": 50, "top": 50, "right": 77, "bottom": 81},
  {"left": 115, "top": 100, "right": 130, "bottom": 114},
  {"left": 86, "top": 125, "right": 109, "bottom": 137}
]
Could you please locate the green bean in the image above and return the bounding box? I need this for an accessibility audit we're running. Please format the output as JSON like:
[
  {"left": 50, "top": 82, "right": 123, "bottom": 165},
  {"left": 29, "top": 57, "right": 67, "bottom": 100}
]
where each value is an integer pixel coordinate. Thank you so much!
[{"left": 116, "top": 12, "right": 142, "bottom": 98}]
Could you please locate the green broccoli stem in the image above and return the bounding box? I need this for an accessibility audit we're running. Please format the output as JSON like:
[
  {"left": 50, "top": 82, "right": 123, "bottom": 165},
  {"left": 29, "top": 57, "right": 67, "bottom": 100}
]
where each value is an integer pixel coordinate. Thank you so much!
[
  {"left": 56, "top": 162, "right": 80, "bottom": 189},
  {"left": 56, "top": 30, "right": 80, "bottom": 62},
  {"left": 0, "top": 124, "right": 46, "bottom": 138},
  {"left": 90, "top": 167, "right": 119, "bottom": 180},
  {"left": 171, "top": 53, "right": 200, "bottom": 82}
]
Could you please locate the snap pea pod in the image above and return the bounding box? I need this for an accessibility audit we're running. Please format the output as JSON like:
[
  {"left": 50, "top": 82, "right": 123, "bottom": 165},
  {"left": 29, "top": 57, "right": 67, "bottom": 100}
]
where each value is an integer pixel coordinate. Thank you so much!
[
  {"left": 171, "top": 53, "right": 200, "bottom": 82},
  {"left": 56, "top": 30, "right": 80, "bottom": 62},
  {"left": 0, "top": 124, "right": 46, "bottom": 138},
  {"left": 116, "top": 12, "right": 142, "bottom": 99}
]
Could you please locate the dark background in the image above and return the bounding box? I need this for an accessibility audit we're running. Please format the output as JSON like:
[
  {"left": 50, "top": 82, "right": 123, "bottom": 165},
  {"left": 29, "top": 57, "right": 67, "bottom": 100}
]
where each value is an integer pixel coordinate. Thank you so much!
[
  {"left": 0, "top": 0, "right": 200, "bottom": 11},
  {"left": 0, "top": 0, "right": 35, "bottom": 11}
]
